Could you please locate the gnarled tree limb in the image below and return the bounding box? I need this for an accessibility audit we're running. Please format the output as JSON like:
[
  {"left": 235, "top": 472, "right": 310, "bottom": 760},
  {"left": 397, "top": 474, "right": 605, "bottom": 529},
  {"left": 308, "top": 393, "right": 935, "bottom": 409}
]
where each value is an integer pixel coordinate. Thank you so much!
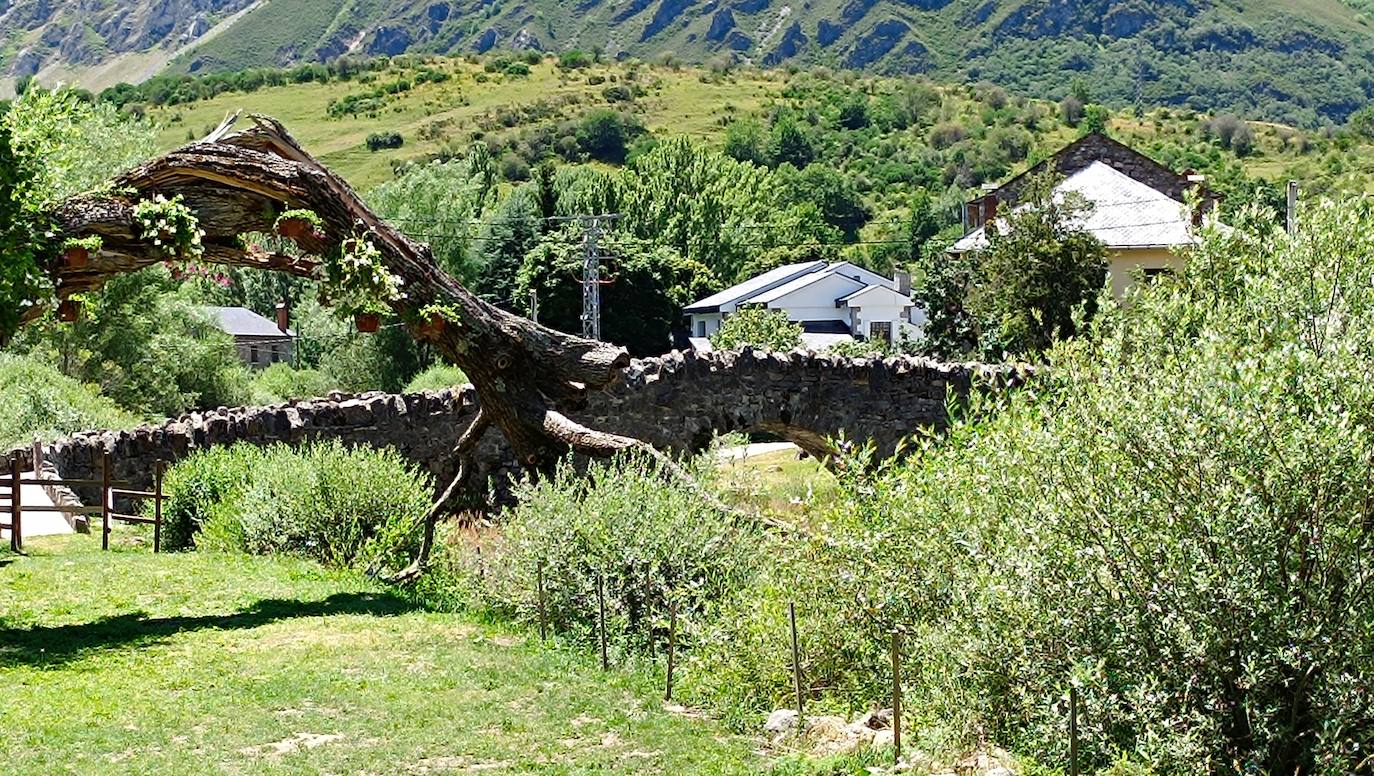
[{"left": 40, "top": 115, "right": 634, "bottom": 472}]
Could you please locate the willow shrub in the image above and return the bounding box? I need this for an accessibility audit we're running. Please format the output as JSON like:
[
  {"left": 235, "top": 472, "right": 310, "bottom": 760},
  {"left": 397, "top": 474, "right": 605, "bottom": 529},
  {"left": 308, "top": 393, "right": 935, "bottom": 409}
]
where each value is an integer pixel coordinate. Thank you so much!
[
  {"left": 690, "top": 200, "right": 1374, "bottom": 772},
  {"left": 418, "top": 453, "right": 766, "bottom": 655},
  {"left": 159, "top": 441, "right": 430, "bottom": 570}
]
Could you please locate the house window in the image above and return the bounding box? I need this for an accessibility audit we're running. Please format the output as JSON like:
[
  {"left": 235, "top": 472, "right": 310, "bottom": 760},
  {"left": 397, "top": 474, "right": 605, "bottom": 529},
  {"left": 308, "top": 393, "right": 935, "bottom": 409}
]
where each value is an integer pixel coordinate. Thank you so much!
[
  {"left": 1143, "top": 267, "right": 1173, "bottom": 282},
  {"left": 697, "top": 320, "right": 706, "bottom": 337},
  {"left": 249, "top": 344, "right": 259, "bottom": 365},
  {"left": 869, "top": 321, "right": 892, "bottom": 343}
]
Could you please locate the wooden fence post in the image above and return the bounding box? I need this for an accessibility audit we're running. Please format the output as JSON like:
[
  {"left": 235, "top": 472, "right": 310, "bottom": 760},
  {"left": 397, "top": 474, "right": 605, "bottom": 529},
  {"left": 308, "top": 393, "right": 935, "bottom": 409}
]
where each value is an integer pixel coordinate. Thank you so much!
[
  {"left": 10, "top": 457, "right": 21, "bottom": 553},
  {"left": 789, "top": 602, "right": 804, "bottom": 729},
  {"left": 597, "top": 573, "right": 609, "bottom": 670},
  {"left": 891, "top": 630, "right": 903, "bottom": 764},
  {"left": 665, "top": 598, "right": 677, "bottom": 702},
  {"left": 536, "top": 562, "right": 548, "bottom": 643},
  {"left": 153, "top": 459, "right": 164, "bottom": 553},
  {"left": 101, "top": 450, "right": 111, "bottom": 551}
]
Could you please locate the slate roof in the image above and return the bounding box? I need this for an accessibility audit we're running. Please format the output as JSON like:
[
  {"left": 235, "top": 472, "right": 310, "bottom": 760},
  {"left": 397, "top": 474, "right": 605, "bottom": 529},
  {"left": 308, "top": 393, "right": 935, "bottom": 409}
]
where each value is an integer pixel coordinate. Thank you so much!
[
  {"left": 749, "top": 267, "right": 864, "bottom": 305},
  {"left": 683, "top": 261, "right": 826, "bottom": 313},
  {"left": 950, "top": 162, "right": 1200, "bottom": 253},
  {"left": 201, "top": 306, "right": 294, "bottom": 338}
]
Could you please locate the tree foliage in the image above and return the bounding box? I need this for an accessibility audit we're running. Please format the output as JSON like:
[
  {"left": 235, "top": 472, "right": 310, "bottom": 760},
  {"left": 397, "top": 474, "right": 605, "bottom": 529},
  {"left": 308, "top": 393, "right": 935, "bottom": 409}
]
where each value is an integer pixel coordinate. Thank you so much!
[
  {"left": 967, "top": 173, "right": 1108, "bottom": 356},
  {"left": 708, "top": 307, "right": 803, "bottom": 352}
]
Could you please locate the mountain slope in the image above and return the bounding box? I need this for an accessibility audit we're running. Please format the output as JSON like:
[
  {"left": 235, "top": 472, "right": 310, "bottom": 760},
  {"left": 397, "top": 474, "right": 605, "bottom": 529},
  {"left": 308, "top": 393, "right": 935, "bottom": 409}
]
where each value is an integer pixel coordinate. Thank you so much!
[{"left": 5, "top": 0, "right": 1374, "bottom": 124}]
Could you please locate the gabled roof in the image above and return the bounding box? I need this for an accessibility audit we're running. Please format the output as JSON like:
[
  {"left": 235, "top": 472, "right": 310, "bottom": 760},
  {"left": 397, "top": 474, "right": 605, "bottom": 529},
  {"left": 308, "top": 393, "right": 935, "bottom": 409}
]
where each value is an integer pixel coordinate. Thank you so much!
[
  {"left": 200, "top": 306, "right": 294, "bottom": 338},
  {"left": 750, "top": 267, "right": 864, "bottom": 305},
  {"left": 838, "top": 284, "right": 914, "bottom": 306},
  {"left": 951, "top": 161, "right": 1201, "bottom": 253},
  {"left": 684, "top": 261, "right": 826, "bottom": 313},
  {"left": 977, "top": 132, "right": 1215, "bottom": 208}
]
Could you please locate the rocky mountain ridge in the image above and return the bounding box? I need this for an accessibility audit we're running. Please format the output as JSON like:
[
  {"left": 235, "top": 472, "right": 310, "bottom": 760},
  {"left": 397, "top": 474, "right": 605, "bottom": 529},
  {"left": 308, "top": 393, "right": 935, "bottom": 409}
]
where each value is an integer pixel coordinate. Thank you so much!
[{"left": 4, "top": 1, "right": 1373, "bottom": 124}]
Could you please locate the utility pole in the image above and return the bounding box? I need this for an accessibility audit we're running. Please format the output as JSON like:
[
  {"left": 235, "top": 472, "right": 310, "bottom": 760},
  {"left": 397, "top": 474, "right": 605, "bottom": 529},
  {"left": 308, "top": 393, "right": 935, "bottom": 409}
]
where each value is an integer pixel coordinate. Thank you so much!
[
  {"left": 583, "top": 216, "right": 602, "bottom": 340},
  {"left": 549, "top": 213, "right": 620, "bottom": 341}
]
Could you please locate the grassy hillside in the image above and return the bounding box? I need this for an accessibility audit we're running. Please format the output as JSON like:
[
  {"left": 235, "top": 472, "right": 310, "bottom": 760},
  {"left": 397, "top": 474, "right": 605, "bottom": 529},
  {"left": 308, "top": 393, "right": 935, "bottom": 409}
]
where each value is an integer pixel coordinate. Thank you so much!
[
  {"left": 143, "top": 57, "right": 1374, "bottom": 196},
  {"left": 8, "top": 0, "right": 1374, "bottom": 124},
  {"left": 0, "top": 535, "right": 762, "bottom": 774}
]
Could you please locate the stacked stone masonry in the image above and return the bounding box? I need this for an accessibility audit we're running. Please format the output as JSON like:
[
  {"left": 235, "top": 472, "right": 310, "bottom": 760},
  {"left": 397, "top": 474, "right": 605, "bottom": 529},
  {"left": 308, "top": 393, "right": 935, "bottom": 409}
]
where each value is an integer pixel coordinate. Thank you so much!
[{"left": 1, "top": 349, "right": 1025, "bottom": 506}]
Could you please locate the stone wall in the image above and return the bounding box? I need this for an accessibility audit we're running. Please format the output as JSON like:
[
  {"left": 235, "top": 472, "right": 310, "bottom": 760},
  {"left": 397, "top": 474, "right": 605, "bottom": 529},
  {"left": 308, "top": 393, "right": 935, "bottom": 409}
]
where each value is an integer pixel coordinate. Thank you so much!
[{"left": 1, "top": 349, "right": 1024, "bottom": 505}]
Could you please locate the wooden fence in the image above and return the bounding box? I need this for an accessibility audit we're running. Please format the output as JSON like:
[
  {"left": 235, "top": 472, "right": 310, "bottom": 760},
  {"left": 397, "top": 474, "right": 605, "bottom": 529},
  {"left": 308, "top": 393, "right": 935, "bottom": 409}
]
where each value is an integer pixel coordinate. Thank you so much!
[{"left": 0, "top": 450, "right": 165, "bottom": 553}]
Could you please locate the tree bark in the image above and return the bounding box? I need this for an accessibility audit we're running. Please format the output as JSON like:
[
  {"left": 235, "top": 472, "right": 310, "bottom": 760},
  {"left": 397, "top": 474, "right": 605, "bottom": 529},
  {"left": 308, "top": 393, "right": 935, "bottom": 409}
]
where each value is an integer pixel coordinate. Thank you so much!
[{"left": 37, "top": 115, "right": 635, "bottom": 471}]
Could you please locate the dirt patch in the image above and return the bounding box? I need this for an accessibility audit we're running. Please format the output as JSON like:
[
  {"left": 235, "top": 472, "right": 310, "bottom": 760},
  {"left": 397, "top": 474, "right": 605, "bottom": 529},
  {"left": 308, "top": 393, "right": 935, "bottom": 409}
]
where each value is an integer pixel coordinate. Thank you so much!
[{"left": 239, "top": 731, "right": 345, "bottom": 758}]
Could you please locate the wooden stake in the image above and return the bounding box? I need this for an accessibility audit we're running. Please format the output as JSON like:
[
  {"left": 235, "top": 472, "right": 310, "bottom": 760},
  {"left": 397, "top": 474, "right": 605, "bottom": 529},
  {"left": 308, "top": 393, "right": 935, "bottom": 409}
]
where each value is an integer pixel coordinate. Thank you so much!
[
  {"left": 101, "top": 451, "right": 111, "bottom": 551},
  {"left": 1069, "top": 685, "right": 1080, "bottom": 776},
  {"left": 9, "top": 457, "right": 21, "bottom": 553},
  {"left": 891, "top": 630, "right": 903, "bottom": 764},
  {"left": 153, "top": 459, "right": 164, "bottom": 553},
  {"left": 1287, "top": 179, "right": 1299, "bottom": 235},
  {"left": 536, "top": 562, "right": 548, "bottom": 643},
  {"left": 789, "top": 602, "right": 804, "bottom": 728},
  {"left": 665, "top": 598, "right": 677, "bottom": 702},
  {"left": 597, "top": 573, "right": 609, "bottom": 670}
]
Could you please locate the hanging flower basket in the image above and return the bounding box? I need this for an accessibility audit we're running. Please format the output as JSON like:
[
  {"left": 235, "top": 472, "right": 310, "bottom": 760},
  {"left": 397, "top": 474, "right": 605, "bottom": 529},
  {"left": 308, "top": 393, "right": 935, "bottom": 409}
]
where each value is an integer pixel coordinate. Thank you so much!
[
  {"left": 355, "top": 313, "right": 381, "bottom": 333},
  {"left": 418, "top": 313, "right": 445, "bottom": 339},
  {"left": 62, "top": 245, "right": 89, "bottom": 269},
  {"left": 57, "top": 299, "right": 81, "bottom": 322},
  {"left": 276, "top": 217, "right": 311, "bottom": 240}
]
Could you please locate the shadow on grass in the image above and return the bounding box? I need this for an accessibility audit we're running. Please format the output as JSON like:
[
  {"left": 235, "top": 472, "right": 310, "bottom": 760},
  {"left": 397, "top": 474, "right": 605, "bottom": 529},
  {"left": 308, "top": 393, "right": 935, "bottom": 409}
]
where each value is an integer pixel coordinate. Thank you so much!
[{"left": 0, "top": 590, "right": 421, "bottom": 668}]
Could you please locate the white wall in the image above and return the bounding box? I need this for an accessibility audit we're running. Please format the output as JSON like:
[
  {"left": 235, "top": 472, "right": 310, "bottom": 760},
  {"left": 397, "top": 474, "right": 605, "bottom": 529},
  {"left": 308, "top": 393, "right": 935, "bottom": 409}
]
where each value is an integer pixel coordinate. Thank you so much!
[
  {"left": 688, "top": 312, "right": 723, "bottom": 338},
  {"left": 763, "top": 273, "right": 862, "bottom": 323}
]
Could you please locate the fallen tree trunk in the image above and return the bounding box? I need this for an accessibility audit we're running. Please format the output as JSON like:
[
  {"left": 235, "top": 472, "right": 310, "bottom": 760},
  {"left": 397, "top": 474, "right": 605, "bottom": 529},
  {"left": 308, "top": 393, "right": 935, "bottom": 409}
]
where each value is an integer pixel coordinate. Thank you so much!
[{"left": 39, "top": 115, "right": 643, "bottom": 473}]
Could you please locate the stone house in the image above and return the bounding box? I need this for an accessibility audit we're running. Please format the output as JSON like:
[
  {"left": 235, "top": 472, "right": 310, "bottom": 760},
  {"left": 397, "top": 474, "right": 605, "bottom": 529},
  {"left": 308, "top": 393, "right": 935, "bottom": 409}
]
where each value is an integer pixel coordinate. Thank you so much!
[
  {"left": 201, "top": 305, "right": 295, "bottom": 369},
  {"left": 949, "top": 132, "right": 1221, "bottom": 296}
]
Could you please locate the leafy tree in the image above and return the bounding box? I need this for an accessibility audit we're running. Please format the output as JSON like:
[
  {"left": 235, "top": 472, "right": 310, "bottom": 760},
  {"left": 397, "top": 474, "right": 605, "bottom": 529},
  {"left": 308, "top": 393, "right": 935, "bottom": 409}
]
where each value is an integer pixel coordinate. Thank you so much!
[
  {"left": 1079, "top": 103, "right": 1111, "bottom": 136},
  {"left": 967, "top": 172, "right": 1108, "bottom": 356},
  {"left": 516, "top": 226, "right": 717, "bottom": 356},
  {"left": 1349, "top": 104, "right": 1374, "bottom": 139},
  {"left": 575, "top": 109, "right": 644, "bottom": 164},
  {"left": 768, "top": 114, "right": 814, "bottom": 169},
  {"left": 367, "top": 146, "right": 496, "bottom": 286},
  {"left": 777, "top": 163, "right": 871, "bottom": 241},
  {"left": 911, "top": 225, "right": 977, "bottom": 358},
  {"left": 709, "top": 307, "right": 803, "bottom": 352},
  {"left": 837, "top": 93, "right": 870, "bottom": 130},
  {"left": 722, "top": 118, "right": 768, "bottom": 166}
]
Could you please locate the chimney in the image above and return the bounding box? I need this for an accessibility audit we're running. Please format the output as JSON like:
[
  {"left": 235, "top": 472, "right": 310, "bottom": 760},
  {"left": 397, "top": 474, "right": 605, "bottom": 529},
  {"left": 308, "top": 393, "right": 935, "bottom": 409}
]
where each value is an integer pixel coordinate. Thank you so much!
[
  {"left": 275, "top": 301, "right": 290, "bottom": 334},
  {"left": 893, "top": 269, "right": 911, "bottom": 296}
]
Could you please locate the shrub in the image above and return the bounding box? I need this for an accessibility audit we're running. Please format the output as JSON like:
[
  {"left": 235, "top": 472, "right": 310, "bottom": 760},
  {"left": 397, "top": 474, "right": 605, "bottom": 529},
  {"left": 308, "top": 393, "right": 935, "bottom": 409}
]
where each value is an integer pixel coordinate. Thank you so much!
[
  {"left": 558, "top": 50, "right": 593, "bottom": 70},
  {"left": 158, "top": 444, "right": 263, "bottom": 551},
  {"left": 403, "top": 363, "right": 468, "bottom": 393},
  {"left": 417, "top": 454, "right": 765, "bottom": 656},
  {"left": 365, "top": 131, "right": 403, "bottom": 152},
  {"left": 710, "top": 307, "right": 803, "bottom": 352},
  {"left": 248, "top": 363, "right": 337, "bottom": 405},
  {"left": 693, "top": 198, "right": 1374, "bottom": 772},
  {"left": 159, "top": 441, "right": 432, "bottom": 570},
  {"left": 0, "top": 353, "right": 138, "bottom": 452}
]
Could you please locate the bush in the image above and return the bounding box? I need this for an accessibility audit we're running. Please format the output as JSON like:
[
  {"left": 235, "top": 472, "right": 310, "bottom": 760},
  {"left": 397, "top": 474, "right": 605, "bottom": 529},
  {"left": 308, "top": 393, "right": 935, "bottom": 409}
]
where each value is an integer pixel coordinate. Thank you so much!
[
  {"left": 0, "top": 353, "right": 138, "bottom": 451},
  {"left": 693, "top": 198, "right": 1374, "bottom": 772},
  {"left": 417, "top": 454, "right": 764, "bottom": 655},
  {"left": 365, "top": 131, "right": 403, "bottom": 152},
  {"left": 709, "top": 307, "right": 803, "bottom": 352},
  {"left": 159, "top": 441, "right": 432, "bottom": 570},
  {"left": 558, "top": 50, "right": 593, "bottom": 70},
  {"left": 403, "top": 363, "right": 468, "bottom": 393},
  {"left": 158, "top": 444, "right": 263, "bottom": 551},
  {"left": 248, "top": 363, "right": 337, "bottom": 405}
]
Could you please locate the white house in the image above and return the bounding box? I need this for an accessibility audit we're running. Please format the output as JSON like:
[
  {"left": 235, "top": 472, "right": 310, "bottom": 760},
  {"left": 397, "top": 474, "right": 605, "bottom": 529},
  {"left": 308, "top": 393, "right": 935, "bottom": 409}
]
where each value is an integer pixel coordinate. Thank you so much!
[{"left": 684, "top": 261, "right": 925, "bottom": 351}]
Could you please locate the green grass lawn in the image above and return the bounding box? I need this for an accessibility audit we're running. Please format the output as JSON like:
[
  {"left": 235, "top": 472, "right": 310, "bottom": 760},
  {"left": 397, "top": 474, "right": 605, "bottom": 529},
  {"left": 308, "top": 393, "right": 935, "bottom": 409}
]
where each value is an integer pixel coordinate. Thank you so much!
[{"left": 0, "top": 536, "right": 762, "bottom": 774}]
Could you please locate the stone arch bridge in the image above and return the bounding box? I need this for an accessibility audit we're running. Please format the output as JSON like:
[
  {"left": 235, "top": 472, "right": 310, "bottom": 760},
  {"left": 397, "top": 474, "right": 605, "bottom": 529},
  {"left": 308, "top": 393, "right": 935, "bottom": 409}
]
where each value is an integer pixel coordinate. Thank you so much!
[{"left": 3, "top": 350, "right": 1023, "bottom": 503}]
